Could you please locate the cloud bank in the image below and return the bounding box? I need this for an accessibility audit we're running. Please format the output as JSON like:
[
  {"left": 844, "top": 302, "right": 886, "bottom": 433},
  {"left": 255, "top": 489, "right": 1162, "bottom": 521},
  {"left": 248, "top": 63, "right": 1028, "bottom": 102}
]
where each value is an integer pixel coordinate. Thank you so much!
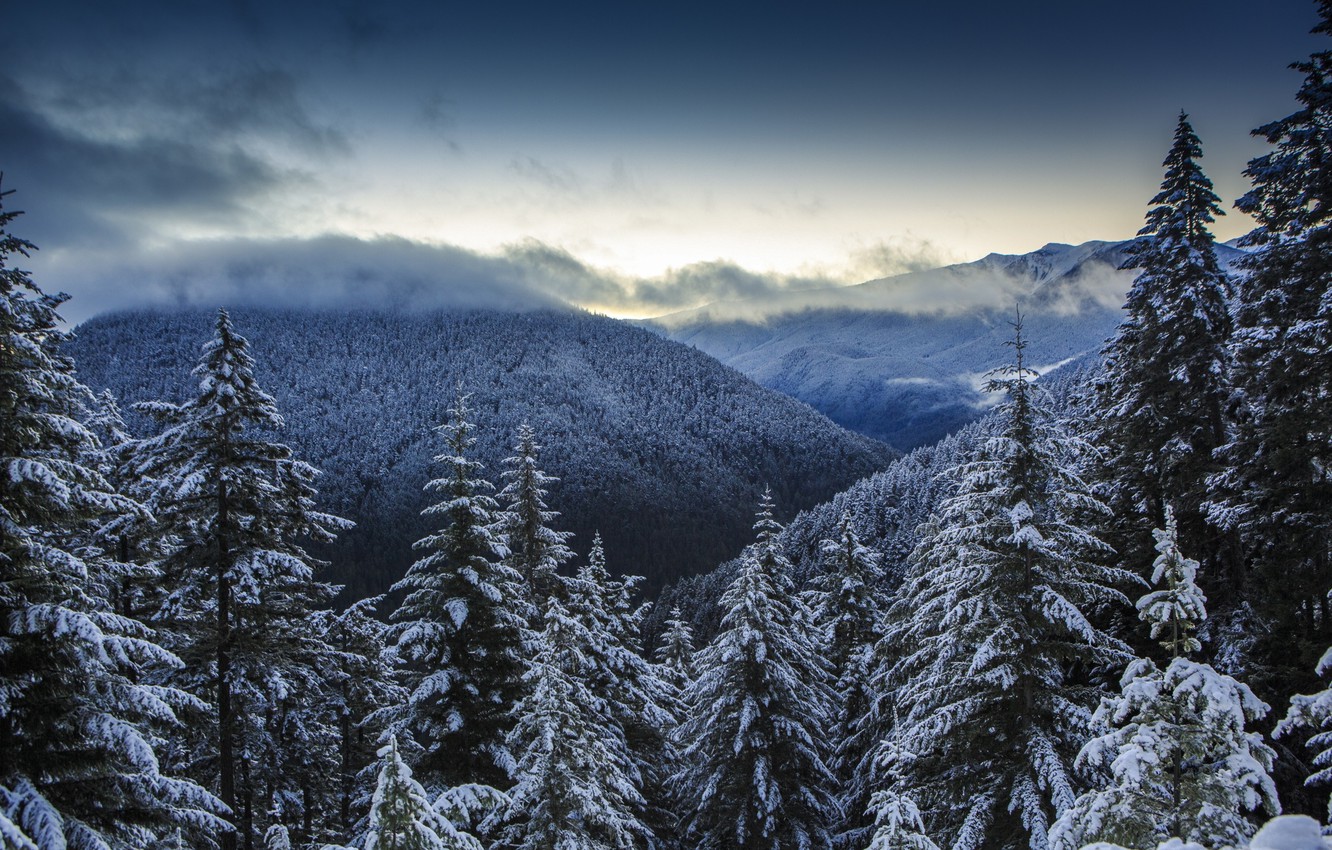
[{"left": 26, "top": 229, "right": 1142, "bottom": 329}]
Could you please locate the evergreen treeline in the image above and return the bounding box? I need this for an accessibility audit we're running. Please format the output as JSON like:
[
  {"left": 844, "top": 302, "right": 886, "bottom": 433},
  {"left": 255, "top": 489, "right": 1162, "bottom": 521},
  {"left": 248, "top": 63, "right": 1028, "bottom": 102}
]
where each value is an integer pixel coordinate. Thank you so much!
[{"left": 8, "top": 4, "right": 1332, "bottom": 850}]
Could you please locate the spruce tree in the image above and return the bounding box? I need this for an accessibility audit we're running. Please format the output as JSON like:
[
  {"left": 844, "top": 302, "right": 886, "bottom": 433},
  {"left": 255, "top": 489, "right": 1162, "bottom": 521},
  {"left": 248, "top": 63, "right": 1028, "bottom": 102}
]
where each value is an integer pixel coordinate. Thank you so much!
[
  {"left": 135, "top": 308, "right": 349, "bottom": 849},
  {"left": 497, "top": 424, "right": 574, "bottom": 604},
  {"left": 1208, "top": 1, "right": 1332, "bottom": 706},
  {"left": 0, "top": 178, "right": 225, "bottom": 849},
  {"left": 883, "top": 317, "right": 1134, "bottom": 850},
  {"left": 380, "top": 392, "right": 528, "bottom": 793},
  {"left": 1278, "top": 651, "right": 1332, "bottom": 824},
  {"left": 503, "top": 597, "right": 648, "bottom": 850},
  {"left": 674, "top": 490, "right": 837, "bottom": 850},
  {"left": 1098, "top": 112, "right": 1234, "bottom": 606},
  {"left": 1050, "top": 509, "right": 1278, "bottom": 850}
]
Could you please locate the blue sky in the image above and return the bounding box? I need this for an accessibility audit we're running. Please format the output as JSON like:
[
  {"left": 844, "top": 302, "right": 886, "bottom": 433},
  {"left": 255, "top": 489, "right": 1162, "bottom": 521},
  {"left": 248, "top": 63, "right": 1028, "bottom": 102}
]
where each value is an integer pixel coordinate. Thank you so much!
[{"left": 2, "top": 0, "right": 1322, "bottom": 321}]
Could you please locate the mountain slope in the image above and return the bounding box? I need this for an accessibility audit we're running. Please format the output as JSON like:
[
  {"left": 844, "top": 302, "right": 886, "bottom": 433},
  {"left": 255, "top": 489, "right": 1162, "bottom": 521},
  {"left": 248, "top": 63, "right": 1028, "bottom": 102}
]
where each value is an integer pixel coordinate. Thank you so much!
[
  {"left": 70, "top": 307, "right": 897, "bottom": 598},
  {"left": 655, "top": 240, "right": 1246, "bottom": 450}
]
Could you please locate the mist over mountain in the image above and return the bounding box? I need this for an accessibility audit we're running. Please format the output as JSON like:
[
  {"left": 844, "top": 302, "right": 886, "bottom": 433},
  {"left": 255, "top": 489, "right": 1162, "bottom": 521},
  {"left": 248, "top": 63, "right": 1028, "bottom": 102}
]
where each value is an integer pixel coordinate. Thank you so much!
[
  {"left": 69, "top": 306, "right": 896, "bottom": 599},
  {"left": 652, "top": 239, "right": 1247, "bottom": 450}
]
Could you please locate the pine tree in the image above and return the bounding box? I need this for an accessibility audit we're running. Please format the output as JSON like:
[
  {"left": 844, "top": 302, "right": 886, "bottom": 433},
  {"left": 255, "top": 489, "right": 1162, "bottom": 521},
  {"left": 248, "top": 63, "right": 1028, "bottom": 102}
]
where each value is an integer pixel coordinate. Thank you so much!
[
  {"left": 1098, "top": 112, "right": 1235, "bottom": 607},
  {"left": 364, "top": 738, "right": 480, "bottom": 850},
  {"left": 808, "top": 513, "right": 886, "bottom": 850},
  {"left": 135, "top": 308, "right": 350, "bottom": 849},
  {"left": 497, "top": 424, "right": 574, "bottom": 604},
  {"left": 0, "top": 178, "right": 226, "bottom": 849},
  {"left": 503, "top": 597, "right": 648, "bottom": 850},
  {"left": 883, "top": 317, "right": 1135, "bottom": 850},
  {"left": 1050, "top": 509, "right": 1278, "bottom": 850},
  {"left": 380, "top": 392, "right": 529, "bottom": 793},
  {"left": 674, "top": 490, "right": 837, "bottom": 850},
  {"left": 1208, "top": 1, "right": 1332, "bottom": 706}
]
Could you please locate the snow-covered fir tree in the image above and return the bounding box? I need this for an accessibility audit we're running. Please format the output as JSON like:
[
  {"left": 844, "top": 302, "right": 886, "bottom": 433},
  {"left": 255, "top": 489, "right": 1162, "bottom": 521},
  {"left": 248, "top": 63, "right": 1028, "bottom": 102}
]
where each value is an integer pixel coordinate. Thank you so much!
[
  {"left": 364, "top": 738, "right": 480, "bottom": 850},
  {"left": 503, "top": 597, "right": 649, "bottom": 850},
  {"left": 1277, "top": 647, "right": 1332, "bottom": 824},
  {"left": 865, "top": 734, "right": 941, "bottom": 850},
  {"left": 1207, "top": 0, "right": 1332, "bottom": 705},
  {"left": 78, "top": 390, "right": 164, "bottom": 620},
  {"left": 652, "top": 606, "right": 695, "bottom": 845},
  {"left": 808, "top": 513, "right": 887, "bottom": 850},
  {"left": 882, "top": 317, "right": 1135, "bottom": 850},
  {"left": 567, "top": 534, "right": 677, "bottom": 849},
  {"left": 379, "top": 392, "right": 529, "bottom": 793},
  {"left": 1050, "top": 508, "right": 1278, "bottom": 850},
  {"left": 653, "top": 606, "right": 696, "bottom": 699},
  {"left": 0, "top": 180, "right": 226, "bottom": 850},
  {"left": 1097, "top": 112, "right": 1235, "bottom": 607},
  {"left": 134, "top": 308, "right": 350, "bottom": 849},
  {"left": 497, "top": 424, "right": 575, "bottom": 604},
  {"left": 316, "top": 597, "right": 406, "bottom": 842},
  {"left": 674, "top": 490, "right": 837, "bottom": 850}
]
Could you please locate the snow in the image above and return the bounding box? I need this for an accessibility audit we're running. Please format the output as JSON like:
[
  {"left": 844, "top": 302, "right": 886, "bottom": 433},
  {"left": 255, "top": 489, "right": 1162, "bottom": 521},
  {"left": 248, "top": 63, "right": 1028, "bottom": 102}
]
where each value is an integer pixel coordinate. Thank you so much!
[{"left": 1249, "top": 816, "right": 1331, "bottom": 850}]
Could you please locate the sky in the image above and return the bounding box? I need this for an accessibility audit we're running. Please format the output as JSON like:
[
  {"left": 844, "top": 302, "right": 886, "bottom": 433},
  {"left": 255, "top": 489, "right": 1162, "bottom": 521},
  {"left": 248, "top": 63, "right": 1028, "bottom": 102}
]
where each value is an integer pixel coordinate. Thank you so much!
[{"left": 2, "top": 0, "right": 1323, "bottom": 323}]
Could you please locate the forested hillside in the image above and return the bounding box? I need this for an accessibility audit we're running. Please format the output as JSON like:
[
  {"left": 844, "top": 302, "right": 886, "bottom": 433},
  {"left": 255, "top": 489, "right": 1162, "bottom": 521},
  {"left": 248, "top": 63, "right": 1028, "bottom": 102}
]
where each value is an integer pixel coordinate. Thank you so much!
[{"left": 69, "top": 307, "right": 896, "bottom": 597}]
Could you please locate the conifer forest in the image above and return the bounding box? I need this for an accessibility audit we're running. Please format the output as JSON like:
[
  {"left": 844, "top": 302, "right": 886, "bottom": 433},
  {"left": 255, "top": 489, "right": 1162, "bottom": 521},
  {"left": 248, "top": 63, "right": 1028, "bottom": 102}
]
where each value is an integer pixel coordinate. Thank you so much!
[{"left": 8, "top": 5, "right": 1332, "bottom": 850}]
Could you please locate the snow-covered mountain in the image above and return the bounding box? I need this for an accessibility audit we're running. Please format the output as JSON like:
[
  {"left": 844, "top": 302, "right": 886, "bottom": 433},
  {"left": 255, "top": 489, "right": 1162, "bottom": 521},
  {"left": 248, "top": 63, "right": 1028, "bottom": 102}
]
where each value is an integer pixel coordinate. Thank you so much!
[
  {"left": 70, "top": 307, "right": 896, "bottom": 599},
  {"left": 652, "top": 240, "right": 1247, "bottom": 450}
]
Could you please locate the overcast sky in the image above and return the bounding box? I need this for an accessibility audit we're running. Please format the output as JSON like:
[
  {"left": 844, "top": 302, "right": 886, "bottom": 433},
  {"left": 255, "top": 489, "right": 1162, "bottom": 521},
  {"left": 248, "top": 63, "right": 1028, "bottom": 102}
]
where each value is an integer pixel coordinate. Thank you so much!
[{"left": 2, "top": 0, "right": 1322, "bottom": 322}]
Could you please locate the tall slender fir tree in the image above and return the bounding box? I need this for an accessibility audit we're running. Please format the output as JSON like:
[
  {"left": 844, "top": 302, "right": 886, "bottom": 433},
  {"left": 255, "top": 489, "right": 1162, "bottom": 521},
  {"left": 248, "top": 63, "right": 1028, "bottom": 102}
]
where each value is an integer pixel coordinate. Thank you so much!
[
  {"left": 567, "top": 535, "right": 677, "bottom": 850},
  {"left": 808, "top": 513, "right": 887, "bottom": 850},
  {"left": 674, "top": 490, "right": 837, "bottom": 850},
  {"left": 381, "top": 392, "right": 529, "bottom": 793},
  {"left": 503, "top": 597, "right": 648, "bottom": 850},
  {"left": 1098, "top": 112, "right": 1235, "bottom": 608},
  {"left": 1207, "top": 0, "right": 1332, "bottom": 708},
  {"left": 497, "top": 424, "right": 574, "bottom": 605},
  {"left": 135, "top": 308, "right": 350, "bottom": 849}
]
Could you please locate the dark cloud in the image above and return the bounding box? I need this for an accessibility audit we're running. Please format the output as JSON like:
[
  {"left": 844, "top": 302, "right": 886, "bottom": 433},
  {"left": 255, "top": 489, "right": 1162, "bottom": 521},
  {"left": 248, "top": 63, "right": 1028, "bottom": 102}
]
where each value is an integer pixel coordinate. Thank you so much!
[
  {"left": 41, "top": 233, "right": 841, "bottom": 324},
  {"left": 51, "top": 235, "right": 562, "bottom": 324},
  {"left": 0, "top": 69, "right": 345, "bottom": 250}
]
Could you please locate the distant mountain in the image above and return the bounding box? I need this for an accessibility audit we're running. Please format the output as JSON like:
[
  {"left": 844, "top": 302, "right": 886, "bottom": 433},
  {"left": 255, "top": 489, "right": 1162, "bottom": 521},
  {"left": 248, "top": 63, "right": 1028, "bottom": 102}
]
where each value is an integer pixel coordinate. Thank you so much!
[
  {"left": 69, "top": 307, "right": 897, "bottom": 599},
  {"left": 652, "top": 240, "right": 1247, "bottom": 451}
]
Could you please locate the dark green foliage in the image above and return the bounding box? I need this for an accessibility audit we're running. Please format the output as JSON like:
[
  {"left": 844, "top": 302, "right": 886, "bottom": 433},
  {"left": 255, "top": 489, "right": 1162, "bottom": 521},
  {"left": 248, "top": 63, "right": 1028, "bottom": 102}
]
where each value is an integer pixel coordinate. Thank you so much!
[
  {"left": 1209, "top": 1, "right": 1332, "bottom": 717},
  {"left": 381, "top": 394, "right": 529, "bottom": 793},
  {"left": 1097, "top": 113, "right": 1235, "bottom": 610}
]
